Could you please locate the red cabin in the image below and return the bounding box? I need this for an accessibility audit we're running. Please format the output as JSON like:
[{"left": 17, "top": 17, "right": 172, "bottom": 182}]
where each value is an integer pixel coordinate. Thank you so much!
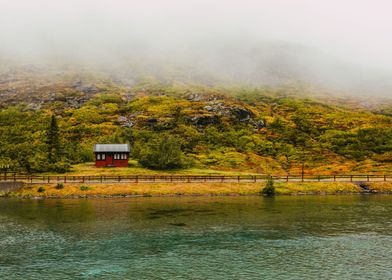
[{"left": 94, "top": 144, "right": 130, "bottom": 167}]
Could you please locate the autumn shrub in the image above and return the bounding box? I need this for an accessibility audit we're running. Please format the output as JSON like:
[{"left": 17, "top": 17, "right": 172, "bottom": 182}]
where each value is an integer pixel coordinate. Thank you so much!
[
  {"left": 56, "top": 183, "right": 64, "bottom": 190},
  {"left": 80, "top": 185, "right": 90, "bottom": 191},
  {"left": 37, "top": 186, "right": 45, "bottom": 193}
]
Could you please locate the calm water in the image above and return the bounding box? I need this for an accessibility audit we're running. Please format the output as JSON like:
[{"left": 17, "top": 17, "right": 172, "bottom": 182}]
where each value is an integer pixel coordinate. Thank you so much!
[{"left": 1, "top": 195, "right": 392, "bottom": 279}]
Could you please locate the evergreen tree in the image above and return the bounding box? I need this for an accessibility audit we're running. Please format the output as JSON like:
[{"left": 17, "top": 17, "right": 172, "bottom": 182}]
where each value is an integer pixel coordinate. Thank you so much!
[{"left": 46, "top": 115, "right": 61, "bottom": 163}]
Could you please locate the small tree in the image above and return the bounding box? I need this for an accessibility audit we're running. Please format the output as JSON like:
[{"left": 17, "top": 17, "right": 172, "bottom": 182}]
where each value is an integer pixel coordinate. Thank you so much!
[
  {"left": 276, "top": 144, "right": 296, "bottom": 175},
  {"left": 261, "top": 176, "right": 275, "bottom": 196}
]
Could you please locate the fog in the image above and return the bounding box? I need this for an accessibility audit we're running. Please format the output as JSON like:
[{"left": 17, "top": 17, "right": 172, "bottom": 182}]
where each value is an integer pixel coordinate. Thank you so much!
[{"left": 1, "top": 0, "right": 392, "bottom": 95}]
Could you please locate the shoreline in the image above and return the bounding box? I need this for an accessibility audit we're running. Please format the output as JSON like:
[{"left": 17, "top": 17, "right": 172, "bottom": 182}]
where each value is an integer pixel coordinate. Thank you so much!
[
  {"left": 1, "top": 181, "right": 391, "bottom": 199},
  {"left": 3, "top": 192, "right": 392, "bottom": 200}
]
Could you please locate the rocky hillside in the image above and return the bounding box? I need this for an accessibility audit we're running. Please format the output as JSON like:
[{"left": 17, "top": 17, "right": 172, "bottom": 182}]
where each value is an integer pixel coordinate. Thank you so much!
[{"left": 0, "top": 64, "right": 391, "bottom": 174}]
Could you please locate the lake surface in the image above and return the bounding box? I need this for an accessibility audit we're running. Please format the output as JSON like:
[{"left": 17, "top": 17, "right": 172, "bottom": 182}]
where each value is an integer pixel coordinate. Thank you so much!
[{"left": 1, "top": 195, "right": 392, "bottom": 279}]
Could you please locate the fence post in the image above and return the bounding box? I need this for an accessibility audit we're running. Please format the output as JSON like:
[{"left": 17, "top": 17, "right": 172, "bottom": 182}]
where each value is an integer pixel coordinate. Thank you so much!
[
  {"left": 13, "top": 173, "right": 16, "bottom": 182},
  {"left": 367, "top": 175, "right": 370, "bottom": 182},
  {"left": 82, "top": 176, "right": 85, "bottom": 183},
  {"left": 350, "top": 175, "right": 353, "bottom": 182},
  {"left": 64, "top": 176, "right": 66, "bottom": 183},
  {"left": 47, "top": 176, "right": 50, "bottom": 183},
  {"left": 385, "top": 175, "right": 387, "bottom": 182},
  {"left": 135, "top": 175, "right": 138, "bottom": 183},
  {"left": 237, "top": 176, "right": 240, "bottom": 183},
  {"left": 334, "top": 175, "right": 336, "bottom": 182}
]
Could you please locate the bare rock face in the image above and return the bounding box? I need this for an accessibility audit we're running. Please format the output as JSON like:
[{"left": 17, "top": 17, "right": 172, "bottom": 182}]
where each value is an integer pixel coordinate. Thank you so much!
[
  {"left": 189, "top": 115, "right": 221, "bottom": 126},
  {"left": 187, "top": 93, "right": 203, "bottom": 102},
  {"left": 230, "top": 107, "right": 254, "bottom": 122},
  {"left": 117, "top": 116, "right": 134, "bottom": 127},
  {"left": 251, "top": 119, "right": 266, "bottom": 128}
]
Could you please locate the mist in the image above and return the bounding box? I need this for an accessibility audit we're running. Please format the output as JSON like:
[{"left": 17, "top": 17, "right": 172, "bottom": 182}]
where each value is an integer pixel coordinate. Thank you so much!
[{"left": 1, "top": 0, "right": 392, "bottom": 96}]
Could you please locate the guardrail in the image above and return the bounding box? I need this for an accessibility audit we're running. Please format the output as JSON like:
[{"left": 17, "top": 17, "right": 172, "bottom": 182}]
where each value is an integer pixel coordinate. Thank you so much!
[{"left": 0, "top": 173, "right": 390, "bottom": 184}]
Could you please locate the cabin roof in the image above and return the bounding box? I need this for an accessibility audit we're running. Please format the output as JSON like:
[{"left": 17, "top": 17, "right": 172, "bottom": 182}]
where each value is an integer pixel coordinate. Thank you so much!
[{"left": 94, "top": 144, "right": 130, "bottom": 153}]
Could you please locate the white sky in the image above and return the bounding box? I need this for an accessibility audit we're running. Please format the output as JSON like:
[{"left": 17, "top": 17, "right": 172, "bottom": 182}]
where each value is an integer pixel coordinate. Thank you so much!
[{"left": 0, "top": 0, "right": 392, "bottom": 70}]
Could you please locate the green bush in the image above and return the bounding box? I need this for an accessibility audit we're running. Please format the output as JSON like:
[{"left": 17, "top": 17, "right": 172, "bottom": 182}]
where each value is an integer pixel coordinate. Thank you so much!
[
  {"left": 37, "top": 186, "right": 46, "bottom": 193},
  {"left": 80, "top": 185, "right": 90, "bottom": 191},
  {"left": 261, "top": 177, "right": 275, "bottom": 196},
  {"left": 134, "top": 135, "right": 190, "bottom": 170},
  {"left": 55, "top": 183, "right": 64, "bottom": 189}
]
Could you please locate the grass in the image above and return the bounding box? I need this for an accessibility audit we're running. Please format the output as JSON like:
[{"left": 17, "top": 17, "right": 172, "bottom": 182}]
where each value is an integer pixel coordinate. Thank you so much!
[
  {"left": 366, "top": 182, "right": 392, "bottom": 192},
  {"left": 11, "top": 181, "right": 387, "bottom": 198},
  {"left": 42, "top": 162, "right": 260, "bottom": 176},
  {"left": 40, "top": 158, "right": 392, "bottom": 178},
  {"left": 275, "top": 182, "right": 362, "bottom": 195}
]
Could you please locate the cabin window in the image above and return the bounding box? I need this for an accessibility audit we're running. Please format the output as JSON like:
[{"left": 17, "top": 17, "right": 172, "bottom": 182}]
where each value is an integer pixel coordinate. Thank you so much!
[
  {"left": 121, "top": 154, "right": 127, "bottom": 160},
  {"left": 97, "top": 154, "right": 105, "bottom": 160},
  {"left": 114, "top": 154, "right": 120, "bottom": 160}
]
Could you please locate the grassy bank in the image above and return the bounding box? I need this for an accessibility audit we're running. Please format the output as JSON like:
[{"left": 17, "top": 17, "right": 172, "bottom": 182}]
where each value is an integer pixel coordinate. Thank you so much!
[
  {"left": 43, "top": 162, "right": 391, "bottom": 177},
  {"left": 4, "top": 182, "right": 392, "bottom": 198},
  {"left": 42, "top": 162, "right": 259, "bottom": 176}
]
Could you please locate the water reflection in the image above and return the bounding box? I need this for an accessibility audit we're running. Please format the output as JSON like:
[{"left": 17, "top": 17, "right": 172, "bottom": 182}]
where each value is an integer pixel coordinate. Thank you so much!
[{"left": 1, "top": 196, "right": 392, "bottom": 279}]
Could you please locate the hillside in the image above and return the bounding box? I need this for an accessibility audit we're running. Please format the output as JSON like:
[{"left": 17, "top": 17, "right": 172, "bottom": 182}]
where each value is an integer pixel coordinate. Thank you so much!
[{"left": 0, "top": 66, "right": 391, "bottom": 175}]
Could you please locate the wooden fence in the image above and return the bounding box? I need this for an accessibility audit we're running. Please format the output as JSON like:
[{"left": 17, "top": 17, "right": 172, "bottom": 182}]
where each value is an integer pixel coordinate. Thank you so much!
[{"left": 0, "top": 172, "right": 391, "bottom": 184}]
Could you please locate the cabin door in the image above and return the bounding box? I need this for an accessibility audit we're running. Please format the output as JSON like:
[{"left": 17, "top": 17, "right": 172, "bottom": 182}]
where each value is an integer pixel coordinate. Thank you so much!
[{"left": 106, "top": 154, "right": 113, "bottom": 166}]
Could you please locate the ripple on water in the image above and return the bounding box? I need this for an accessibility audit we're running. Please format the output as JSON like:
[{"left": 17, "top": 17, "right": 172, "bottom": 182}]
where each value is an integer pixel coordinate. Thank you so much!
[{"left": 1, "top": 196, "right": 392, "bottom": 279}]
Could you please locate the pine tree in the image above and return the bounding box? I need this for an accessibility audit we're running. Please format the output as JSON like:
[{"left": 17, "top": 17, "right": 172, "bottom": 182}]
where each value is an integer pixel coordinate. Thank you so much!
[{"left": 46, "top": 115, "right": 60, "bottom": 163}]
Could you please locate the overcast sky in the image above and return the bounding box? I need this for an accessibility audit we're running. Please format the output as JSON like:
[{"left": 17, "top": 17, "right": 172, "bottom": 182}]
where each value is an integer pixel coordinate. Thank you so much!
[{"left": 1, "top": 0, "right": 392, "bottom": 81}]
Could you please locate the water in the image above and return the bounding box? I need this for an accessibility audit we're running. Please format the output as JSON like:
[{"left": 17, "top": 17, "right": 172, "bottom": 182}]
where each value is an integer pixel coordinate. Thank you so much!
[{"left": 1, "top": 195, "right": 392, "bottom": 279}]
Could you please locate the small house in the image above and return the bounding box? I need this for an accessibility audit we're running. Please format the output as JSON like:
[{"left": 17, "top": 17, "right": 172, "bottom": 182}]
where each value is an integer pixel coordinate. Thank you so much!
[{"left": 94, "top": 144, "right": 130, "bottom": 167}]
